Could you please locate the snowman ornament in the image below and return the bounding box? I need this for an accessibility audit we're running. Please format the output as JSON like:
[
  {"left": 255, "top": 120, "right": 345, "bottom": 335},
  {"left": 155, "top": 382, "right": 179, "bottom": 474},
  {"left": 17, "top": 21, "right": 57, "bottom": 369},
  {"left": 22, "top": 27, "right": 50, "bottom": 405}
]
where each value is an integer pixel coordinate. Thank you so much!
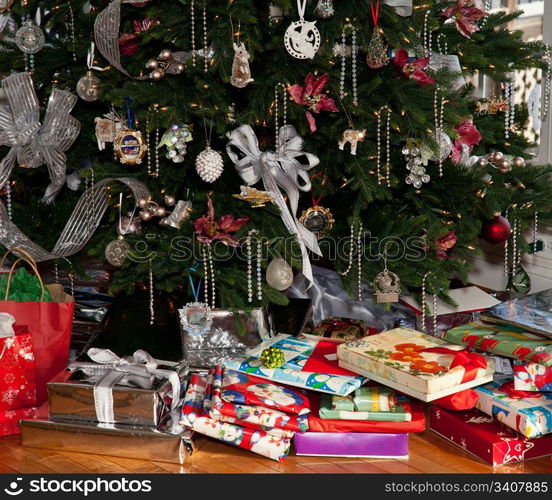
[{"left": 284, "top": 0, "right": 321, "bottom": 60}]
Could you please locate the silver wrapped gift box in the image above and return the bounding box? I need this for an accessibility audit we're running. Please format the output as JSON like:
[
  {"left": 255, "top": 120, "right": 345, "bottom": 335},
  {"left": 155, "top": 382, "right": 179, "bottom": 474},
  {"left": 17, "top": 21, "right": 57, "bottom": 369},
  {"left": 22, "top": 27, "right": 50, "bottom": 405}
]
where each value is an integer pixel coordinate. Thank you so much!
[
  {"left": 20, "top": 418, "right": 195, "bottom": 465},
  {"left": 48, "top": 358, "right": 188, "bottom": 427},
  {"left": 180, "top": 307, "right": 271, "bottom": 367}
]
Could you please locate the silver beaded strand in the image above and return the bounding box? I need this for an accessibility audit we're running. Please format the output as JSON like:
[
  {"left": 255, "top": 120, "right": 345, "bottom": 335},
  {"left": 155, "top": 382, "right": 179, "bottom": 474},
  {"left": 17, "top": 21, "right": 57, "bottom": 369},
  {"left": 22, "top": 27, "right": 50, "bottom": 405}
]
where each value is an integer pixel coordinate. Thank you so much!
[
  {"left": 145, "top": 116, "right": 152, "bottom": 176},
  {"left": 275, "top": 83, "right": 288, "bottom": 157},
  {"left": 376, "top": 106, "right": 391, "bottom": 187},
  {"left": 532, "top": 211, "right": 539, "bottom": 254},
  {"left": 504, "top": 73, "right": 515, "bottom": 139},
  {"left": 191, "top": 0, "right": 196, "bottom": 67},
  {"left": 503, "top": 209, "right": 510, "bottom": 278},
  {"left": 434, "top": 86, "right": 445, "bottom": 177},
  {"left": 67, "top": 0, "right": 77, "bottom": 63},
  {"left": 340, "top": 24, "right": 358, "bottom": 107},
  {"left": 338, "top": 221, "right": 363, "bottom": 300},
  {"left": 149, "top": 261, "right": 155, "bottom": 325},
  {"left": 542, "top": 46, "right": 551, "bottom": 121},
  {"left": 5, "top": 179, "right": 12, "bottom": 220},
  {"left": 422, "top": 271, "right": 437, "bottom": 335},
  {"left": 246, "top": 229, "right": 263, "bottom": 303},
  {"left": 423, "top": 10, "right": 432, "bottom": 60},
  {"left": 203, "top": 1, "right": 208, "bottom": 74}
]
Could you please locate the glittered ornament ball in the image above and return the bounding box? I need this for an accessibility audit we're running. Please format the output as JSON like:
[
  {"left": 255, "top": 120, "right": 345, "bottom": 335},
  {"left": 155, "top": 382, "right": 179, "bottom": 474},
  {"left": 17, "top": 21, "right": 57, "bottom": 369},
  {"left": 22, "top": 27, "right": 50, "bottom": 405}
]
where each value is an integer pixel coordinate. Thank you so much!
[
  {"left": 195, "top": 147, "right": 224, "bottom": 183},
  {"left": 481, "top": 215, "right": 511, "bottom": 244}
]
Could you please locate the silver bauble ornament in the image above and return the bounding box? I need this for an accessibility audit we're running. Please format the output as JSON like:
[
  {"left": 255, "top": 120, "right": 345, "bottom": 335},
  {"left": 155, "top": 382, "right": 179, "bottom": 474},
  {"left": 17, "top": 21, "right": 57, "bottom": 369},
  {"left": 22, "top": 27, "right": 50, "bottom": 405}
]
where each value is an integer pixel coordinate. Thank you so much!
[
  {"left": 195, "top": 146, "right": 224, "bottom": 183},
  {"left": 154, "top": 206, "right": 167, "bottom": 217},
  {"left": 266, "top": 258, "right": 293, "bottom": 291},
  {"left": 159, "top": 48, "right": 172, "bottom": 60},
  {"left": 478, "top": 157, "right": 488, "bottom": 167},
  {"left": 481, "top": 173, "right": 493, "bottom": 184},
  {"left": 105, "top": 237, "right": 131, "bottom": 267},
  {"left": 140, "top": 210, "right": 153, "bottom": 221},
  {"left": 138, "top": 198, "right": 149, "bottom": 209},
  {"left": 76, "top": 71, "right": 101, "bottom": 102},
  {"left": 15, "top": 19, "right": 44, "bottom": 54},
  {"left": 164, "top": 194, "right": 176, "bottom": 206},
  {"left": 493, "top": 151, "right": 504, "bottom": 162},
  {"left": 513, "top": 156, "right": 525, "bottom": 168},
  {"left": 428, "top": 131, "right": 453, "bottom": 162}
]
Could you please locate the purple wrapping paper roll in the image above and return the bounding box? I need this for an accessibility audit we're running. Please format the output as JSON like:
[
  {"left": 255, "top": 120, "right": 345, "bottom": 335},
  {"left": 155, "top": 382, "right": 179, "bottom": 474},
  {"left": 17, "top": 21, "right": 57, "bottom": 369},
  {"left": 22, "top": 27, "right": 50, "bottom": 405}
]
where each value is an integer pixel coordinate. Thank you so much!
[{"left": 293, "top": 432, "right": 408, "bottom": 458}]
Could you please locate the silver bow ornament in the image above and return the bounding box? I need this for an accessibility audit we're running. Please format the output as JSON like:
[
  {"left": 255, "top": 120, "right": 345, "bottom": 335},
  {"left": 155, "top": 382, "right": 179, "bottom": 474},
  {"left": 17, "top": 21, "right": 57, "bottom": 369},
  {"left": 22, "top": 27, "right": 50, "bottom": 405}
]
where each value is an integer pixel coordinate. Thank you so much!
[
  {"left": 383, "top": 0, "right": 412, "bottom": 17},
  {"left": 0, "top": 72, "right": 80, "bottom": 198},
  {"left": 69, "top": 348, "right": 182, "bottom": 424},
  {"left": 226, "top": 124, "right": 322, "bottom": 285}
]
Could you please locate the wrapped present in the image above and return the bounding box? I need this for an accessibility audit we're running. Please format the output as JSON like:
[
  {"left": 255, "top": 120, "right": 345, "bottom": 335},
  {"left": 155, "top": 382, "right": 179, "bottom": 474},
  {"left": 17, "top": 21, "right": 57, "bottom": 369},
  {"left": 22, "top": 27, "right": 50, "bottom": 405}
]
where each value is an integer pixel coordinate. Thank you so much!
[
  {"left": 225, "top": 334, "right": 364, "bottom": 396},
  {"left": 182, "top": 372, "right": 292, "bottom": 462},
  {"left": 443, "top": 323, "right": 552, "bottom": 367},
  {"left": 20, "top": 417, "right": 195, "bottom": 464},
  {"left": 337, "top": 328, "right": 494, "bottom": 402},
  {"left": 514, "top": 361, "right": 552, "bottom": 392},
  {"left": 430, "top": 406, "right": 552, "bottom": 466},
  {"left": 179, "top": 307, "right": 270, "bottom": 368},
  {"left": 0, "top": 407, "right": 37, "bottom": 437},
  {"left": 294, "top": 432, "right": 408, "bottom": 458},
  {"left": 319, "top": 391, "right": 412, "bottom": 422},
  {"left": 481, "top": 289, "right": 552, "bottom": 339},
  {"left": 303, "top": 317, "right": 372, "bottom": 343},
  {"left": 0, "top": 330, "right": 36, "bottom": 411},
  {"left": 330, "top": 395, "right": 355, "bottom": 411},
  {"left": 307, "top": 392, "right": 426, "bottom": 433},
  {"left": 474, "top": 377, "right": 552, "bottom": 438},
  {"left": 48, "top": 348, "right": 186, "bottom": 426},
  {"left": 401, "top": 286, "right": 500, "bottom": 336},
  {"left": 211, "top": 367, "right": 308, "bottom": 435}
]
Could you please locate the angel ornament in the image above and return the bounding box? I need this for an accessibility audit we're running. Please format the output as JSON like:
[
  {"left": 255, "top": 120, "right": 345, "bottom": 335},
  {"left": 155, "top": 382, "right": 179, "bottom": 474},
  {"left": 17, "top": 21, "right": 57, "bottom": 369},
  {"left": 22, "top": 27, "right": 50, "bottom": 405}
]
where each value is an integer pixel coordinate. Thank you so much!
[{"left": 230, "top": 42, "right": 254, "bottom": 88}]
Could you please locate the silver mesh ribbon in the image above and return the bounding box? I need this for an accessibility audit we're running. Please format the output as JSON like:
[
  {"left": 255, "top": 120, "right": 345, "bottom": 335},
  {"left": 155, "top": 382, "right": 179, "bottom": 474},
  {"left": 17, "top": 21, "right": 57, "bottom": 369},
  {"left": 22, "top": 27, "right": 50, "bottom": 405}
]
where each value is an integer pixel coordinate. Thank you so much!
[
  {"left": 0, "top": 177, "right": 150, "bottom": 262},
  {"left": 0, "top": 72, "right": 81, "bottom": 198},
  {"left": 94, "top": 0, "right": 149, "bottom": 80}
]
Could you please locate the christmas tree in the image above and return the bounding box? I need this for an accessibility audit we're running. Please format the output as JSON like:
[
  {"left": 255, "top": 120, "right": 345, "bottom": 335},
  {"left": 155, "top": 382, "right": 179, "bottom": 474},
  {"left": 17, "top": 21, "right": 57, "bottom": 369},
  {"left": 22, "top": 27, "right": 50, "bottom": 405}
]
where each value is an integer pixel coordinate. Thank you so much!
[{"left": 0, "top": 0, "right": 551, "bottom": 318}]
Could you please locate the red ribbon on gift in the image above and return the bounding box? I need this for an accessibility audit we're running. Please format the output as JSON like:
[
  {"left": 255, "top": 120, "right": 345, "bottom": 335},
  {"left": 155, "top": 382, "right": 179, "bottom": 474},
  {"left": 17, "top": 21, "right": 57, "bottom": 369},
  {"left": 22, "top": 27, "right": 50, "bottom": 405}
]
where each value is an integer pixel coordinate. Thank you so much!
[
  {"left": 423, "top": 347, "right": 487, "bottom": 383},
  {"left": 498, "top": 380, "right": 543, "bottom": 399}
]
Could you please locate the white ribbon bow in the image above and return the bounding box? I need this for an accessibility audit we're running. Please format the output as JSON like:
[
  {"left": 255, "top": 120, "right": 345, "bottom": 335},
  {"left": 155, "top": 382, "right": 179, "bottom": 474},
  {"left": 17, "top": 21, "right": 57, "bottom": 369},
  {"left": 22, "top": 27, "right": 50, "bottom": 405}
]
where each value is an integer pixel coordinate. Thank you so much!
[
  {"left": 384, "top": 0, "right": 412, "bottom": 17},
  {"left": 70, "top": 348, "right": 182, "bottom": 424},
  {"left": 0, "top": 72, "right": 80, "bottom": 199},
  {"left": 226, "top": 124, "right": 322, "bottom": 285}
]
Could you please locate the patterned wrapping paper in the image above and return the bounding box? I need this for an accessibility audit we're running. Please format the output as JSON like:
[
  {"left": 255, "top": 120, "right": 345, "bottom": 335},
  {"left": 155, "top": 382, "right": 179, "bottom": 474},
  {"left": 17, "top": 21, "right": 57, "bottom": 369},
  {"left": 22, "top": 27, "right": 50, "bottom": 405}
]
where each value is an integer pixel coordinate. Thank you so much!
[
  {"left": 337, "top": 328, "right": 494, "bottom": 402},
  {"left": 0, "top": 333, "right": 36, "bottom": 411},
  {"left": 474, "top": 377, "right": 552, "bottom": 439},
  {"left": 331, "top": 395, "right": 355, "bottom": 411},
  {"left": 319, "top": 393, "right": 412, "bottom": 422},
  {"left": 210, "top": 367, "right": 308, "bottom": 436},
  {"left": 224, "top": 334, "right": 364, "bottom": 396},
  {"left": 430, "top": 406, "right": 552, "bottom": 466},
  {"left": 0, "top": 407, "right": 37, "bottom": 437},
  {"left": 481, "top": 289, "right": 552, "bottom": 339},
  {"left": 181, "top": 372, "right": 292, "bottom": 462},
  {"left": 443, "top": 323, "right": 552, "bottom": 367},
  {"left": 513, "top": 361, "right": 552, "bottom": 392}
]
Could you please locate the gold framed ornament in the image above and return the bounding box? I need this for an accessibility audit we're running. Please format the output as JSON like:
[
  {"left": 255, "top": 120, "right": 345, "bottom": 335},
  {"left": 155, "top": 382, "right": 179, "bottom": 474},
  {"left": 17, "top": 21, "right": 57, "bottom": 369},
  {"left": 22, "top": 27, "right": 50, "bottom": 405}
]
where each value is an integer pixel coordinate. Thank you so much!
[
  {"left": 299, "top": 205, "right": 335, "bottom": 238},
  {"left": 114, "top": 129, "right": 147, "bottom": 165}
]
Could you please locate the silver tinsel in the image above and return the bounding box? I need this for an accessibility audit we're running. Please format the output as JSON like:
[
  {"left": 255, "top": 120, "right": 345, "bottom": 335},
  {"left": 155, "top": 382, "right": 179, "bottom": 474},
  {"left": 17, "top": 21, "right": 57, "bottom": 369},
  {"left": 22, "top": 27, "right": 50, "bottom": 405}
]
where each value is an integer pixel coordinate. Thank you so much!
[{"left": 195, "top": 147, "right": 224, "bottom": 183}]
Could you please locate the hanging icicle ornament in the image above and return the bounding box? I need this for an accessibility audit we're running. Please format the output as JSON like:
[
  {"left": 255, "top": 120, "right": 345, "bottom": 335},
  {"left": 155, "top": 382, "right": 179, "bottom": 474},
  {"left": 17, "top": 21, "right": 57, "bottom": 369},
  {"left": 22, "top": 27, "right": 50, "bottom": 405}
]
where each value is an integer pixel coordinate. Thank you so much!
[
  {"left": 15, "top": 16, "right": 44, "bottom": 72},
  {"left": 340, "top": 24, "right": 358, "bottom": 107},
  {"left": 195, "top": 118, "right": 224, "bottom": 183},
  {"left": 376, "top": 105, "right": 392, "bottom": 187},
  {"left": 339, "top": 221, "right": 363, "bottom": 301},
  {"left": 366, "top": 0, "right": 389, "bottom": 69},
  {"left": 284, "top": 0, "right": 320, "bottom": 60}
]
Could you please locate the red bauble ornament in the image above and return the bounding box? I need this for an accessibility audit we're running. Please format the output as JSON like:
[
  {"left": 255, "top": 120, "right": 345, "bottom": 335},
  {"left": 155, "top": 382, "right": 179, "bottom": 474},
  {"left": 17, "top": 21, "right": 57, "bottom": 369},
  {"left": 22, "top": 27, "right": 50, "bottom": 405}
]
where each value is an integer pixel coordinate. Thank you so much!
[{"left": 481, "top": 215, "right": 511, "bottom": 244}]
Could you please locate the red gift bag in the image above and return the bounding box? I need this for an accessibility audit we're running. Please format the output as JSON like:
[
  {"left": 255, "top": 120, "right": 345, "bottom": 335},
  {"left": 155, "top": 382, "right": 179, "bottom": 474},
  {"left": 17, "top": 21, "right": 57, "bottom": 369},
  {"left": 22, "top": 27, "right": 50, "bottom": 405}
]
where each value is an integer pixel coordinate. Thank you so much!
[
  {"left": 0, "top": 330, "right": 36, "bottom": 410},
  {"left": 0, "top": 249, "right": 74, "bottom": 404}
]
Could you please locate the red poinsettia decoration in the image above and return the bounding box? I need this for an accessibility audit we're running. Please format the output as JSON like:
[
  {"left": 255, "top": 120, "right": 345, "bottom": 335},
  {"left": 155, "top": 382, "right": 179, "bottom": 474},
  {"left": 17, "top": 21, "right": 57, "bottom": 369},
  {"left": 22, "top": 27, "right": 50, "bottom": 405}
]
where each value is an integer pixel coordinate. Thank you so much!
[
  {"left": 394, "top": 49, "right": 435, "bottom": 87},
  {"left": 441, "top": 0, "right": 487, "bottom": 39},
  {"left": 451, "top": 118, "right": 482, "bottom": 163},
  {"left": 119, "top": 18, "right": 159, "bottom": 57},
  {"left": 436, "top": 230, "right": 458, "bottom": 259},
  {"left": 194, "top": 196, "right": 249, "bottom": 247},
  {"left": 287, "top": 73, "right": 338, "bottom": 133}
]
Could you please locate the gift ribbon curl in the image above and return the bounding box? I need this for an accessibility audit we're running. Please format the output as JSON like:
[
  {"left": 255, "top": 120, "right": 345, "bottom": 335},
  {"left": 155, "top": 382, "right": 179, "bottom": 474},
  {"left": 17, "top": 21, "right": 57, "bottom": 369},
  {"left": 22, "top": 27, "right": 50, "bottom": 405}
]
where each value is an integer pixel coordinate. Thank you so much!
[
  {"left": 226, "top": 124, "right": 322, "bottom": 285},
  {"left": 0, "top": 72, "right": 80, "bottom": 198},
  {"left": 69, "top": 348, "right": 182, "bottom": 424},
  {"left": 423, "top": 346, "right": 487, "bottom": 383}
]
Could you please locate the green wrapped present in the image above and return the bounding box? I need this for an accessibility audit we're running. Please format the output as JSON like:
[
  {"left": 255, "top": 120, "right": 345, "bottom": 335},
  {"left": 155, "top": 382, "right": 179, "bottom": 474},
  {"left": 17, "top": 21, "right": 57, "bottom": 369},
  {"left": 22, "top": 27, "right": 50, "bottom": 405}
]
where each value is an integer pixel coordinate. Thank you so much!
[
  {"left": 354, "top": 386, "right": 400, "bottom": 412},
  {"left": 0, "top": 268, "right": 52, "bottom": 302},
  {"left": 443, "top": 323, "right": 552, "bottom": 367},
  {"left": 319, "top": 392, "right": 412, "bottom": 422},
  {"left": 330, "top": 395, "right": 354, "bottom": 411}
]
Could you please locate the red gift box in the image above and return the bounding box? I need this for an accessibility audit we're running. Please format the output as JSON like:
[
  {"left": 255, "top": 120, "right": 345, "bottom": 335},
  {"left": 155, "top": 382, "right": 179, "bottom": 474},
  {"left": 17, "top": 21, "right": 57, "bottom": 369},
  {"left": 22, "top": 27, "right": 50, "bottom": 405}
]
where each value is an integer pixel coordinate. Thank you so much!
[
  {"left": 0, "top": 407, "right": 37, "bottom": 436},
  {"left": 430, "top": 406, "right": 552, "bottom": 466},
  {"left": 306, "top": 392, "right": 426, "bottom": 433},
  {"left": 0, "top": 331, "right": 36, "bottom": 411}
]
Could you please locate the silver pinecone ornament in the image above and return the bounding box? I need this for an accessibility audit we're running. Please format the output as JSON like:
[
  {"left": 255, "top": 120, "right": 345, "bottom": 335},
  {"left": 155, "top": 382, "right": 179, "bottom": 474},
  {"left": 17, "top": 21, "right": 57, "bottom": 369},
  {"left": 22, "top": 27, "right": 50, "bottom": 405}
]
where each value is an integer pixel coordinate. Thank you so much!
[{"left": 195, "top": 146, "right": 224, "bottom": 183}]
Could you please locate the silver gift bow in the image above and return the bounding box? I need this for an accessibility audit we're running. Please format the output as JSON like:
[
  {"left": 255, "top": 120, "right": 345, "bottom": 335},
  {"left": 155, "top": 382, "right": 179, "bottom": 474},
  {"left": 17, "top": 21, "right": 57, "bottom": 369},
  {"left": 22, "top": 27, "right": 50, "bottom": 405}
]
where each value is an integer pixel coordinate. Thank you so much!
[
  {"left": 226, "top": 124, "right": 321, "bottom": 285},
  {"left": 0, "top": 177, "right": 150, "bottom": 262},
  {"left": 0, "top": 72, "right": 80, "bottom": 198},
  {"left": 94, "top": 0, "right": 150, "bottom": 80},
  {"left": 70, "top": 348, "right": 182, "bottom": 424},
  {"left": 383, "top": 0, "right": 412, "bottom": 17}
]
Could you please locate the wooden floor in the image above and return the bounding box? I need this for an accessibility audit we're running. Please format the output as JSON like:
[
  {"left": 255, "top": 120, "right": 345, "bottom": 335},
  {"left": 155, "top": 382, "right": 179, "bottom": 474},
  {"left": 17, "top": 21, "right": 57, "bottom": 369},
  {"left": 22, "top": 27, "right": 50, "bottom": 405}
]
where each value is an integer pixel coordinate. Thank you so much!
[{"left": 0, "top": 431, "right": 549, "bottom": 474}]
